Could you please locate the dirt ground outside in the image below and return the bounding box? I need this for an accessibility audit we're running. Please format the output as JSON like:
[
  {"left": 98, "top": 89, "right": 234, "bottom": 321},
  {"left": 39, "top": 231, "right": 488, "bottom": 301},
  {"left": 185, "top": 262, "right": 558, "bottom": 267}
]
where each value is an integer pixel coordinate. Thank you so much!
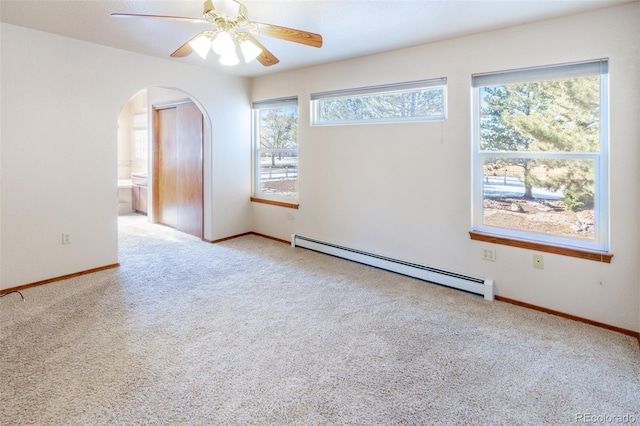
[
  {"left": 483, "top": 197, "right": 594, "bottom": 240},
  {"left": 261, "top": 179, "right": 298, "bottom": 198}
]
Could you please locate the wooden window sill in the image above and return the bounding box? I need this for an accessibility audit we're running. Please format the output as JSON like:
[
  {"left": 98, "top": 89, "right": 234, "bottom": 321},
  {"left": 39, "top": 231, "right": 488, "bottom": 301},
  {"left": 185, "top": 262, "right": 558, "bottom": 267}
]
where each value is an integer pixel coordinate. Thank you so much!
[
  {"left": 250, "top": 197, "right": 299, "bottom": 209},
  {"left": 469, "top": 231, "right": 613, "bottom": 263}
]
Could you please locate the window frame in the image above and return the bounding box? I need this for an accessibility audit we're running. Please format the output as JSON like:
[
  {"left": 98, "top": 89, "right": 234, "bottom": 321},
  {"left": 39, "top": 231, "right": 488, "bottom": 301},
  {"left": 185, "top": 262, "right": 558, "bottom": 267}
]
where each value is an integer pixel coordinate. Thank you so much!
[
  {"left": 251, "top": 97, "right": 300, "bottom": 205},
  {"left": 310, "top": 78, "right": 447, "bottom": 126},
  {"left": 471, "top": 59, "right": 610, "bottom": 255}
]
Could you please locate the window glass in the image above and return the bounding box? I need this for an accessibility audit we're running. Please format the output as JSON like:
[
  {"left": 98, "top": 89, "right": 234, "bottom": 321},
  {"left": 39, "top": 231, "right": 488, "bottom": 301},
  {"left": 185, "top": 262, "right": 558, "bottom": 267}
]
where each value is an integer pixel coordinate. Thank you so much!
[
  {"left": 472, "top": 60, "right": 608, "bottom": 251},
  {"left": 133, "top": 113, "right": 148, "bottom": 162},
  {"left": 252, "top": 98, "right": 298, "bottom": 200},
  {"left": 311, "top": 78, "right": 446, "bottom": 125}
]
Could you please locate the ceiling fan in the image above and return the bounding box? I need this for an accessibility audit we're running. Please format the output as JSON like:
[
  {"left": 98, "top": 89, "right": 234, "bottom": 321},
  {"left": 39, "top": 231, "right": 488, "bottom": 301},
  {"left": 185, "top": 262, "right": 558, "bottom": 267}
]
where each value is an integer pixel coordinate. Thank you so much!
[{"left": 112, "top": 0, "right": 323, "bottom": 67}]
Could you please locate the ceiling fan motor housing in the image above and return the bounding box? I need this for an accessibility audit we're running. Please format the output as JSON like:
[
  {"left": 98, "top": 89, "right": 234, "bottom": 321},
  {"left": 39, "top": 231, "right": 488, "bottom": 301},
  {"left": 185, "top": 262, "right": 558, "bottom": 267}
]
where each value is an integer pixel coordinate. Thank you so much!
[{"left": 203, "top": 0, "right": 249, "bottom": 25}]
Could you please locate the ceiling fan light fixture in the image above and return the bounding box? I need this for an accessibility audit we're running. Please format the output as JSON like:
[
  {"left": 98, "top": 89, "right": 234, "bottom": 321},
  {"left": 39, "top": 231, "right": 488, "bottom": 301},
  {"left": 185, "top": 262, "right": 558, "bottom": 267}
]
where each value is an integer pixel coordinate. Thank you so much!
[
  {"left": 188, "top": 35, "right": 212, "bottom": 59},
  {"left": 114, "top": 0, "right": 323, "bottom": 68},
  {"left": 211, "top": 31, "right": 236, "bottom": 56},
  {"left": 219, "top": 50, "right": 240, "bottom": 66},
  {"left": 239, "top": 39, "right": 262, "bottom": 63}
]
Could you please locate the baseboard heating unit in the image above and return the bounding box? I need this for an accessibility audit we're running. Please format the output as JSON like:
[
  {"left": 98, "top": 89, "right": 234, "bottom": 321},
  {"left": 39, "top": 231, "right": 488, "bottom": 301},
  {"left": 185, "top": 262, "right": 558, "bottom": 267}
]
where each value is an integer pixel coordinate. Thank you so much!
[{"left": 291, "top": 234, "right": 494, "bottom": 301}]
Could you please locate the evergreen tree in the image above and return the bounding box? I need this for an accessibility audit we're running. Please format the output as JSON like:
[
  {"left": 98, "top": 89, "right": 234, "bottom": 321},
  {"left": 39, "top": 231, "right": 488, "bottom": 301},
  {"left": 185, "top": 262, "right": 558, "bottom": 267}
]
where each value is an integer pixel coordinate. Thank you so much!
[
  {"left": 480, "top": 84, "right": 543, "bottom": 199},
  {"left": 320, "top": 88, "right": 443, "bottom": 121},
  {"left": 480, "top": 76, "right": 600, "bottom": 210}
]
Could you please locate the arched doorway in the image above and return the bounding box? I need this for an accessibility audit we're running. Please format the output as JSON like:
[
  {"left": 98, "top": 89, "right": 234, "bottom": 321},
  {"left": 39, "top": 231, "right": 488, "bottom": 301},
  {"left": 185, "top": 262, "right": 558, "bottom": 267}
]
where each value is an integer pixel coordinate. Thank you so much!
[{"left": 117, "top": 86, "right": 212, "bottom": 240}]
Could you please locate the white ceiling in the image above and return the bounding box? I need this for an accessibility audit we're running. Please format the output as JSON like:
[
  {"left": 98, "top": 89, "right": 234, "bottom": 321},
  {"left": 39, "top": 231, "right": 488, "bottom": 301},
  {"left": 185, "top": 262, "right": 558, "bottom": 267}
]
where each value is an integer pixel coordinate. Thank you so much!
[{"left": 0, "top": 0, "right": 631, "bottom": 78}]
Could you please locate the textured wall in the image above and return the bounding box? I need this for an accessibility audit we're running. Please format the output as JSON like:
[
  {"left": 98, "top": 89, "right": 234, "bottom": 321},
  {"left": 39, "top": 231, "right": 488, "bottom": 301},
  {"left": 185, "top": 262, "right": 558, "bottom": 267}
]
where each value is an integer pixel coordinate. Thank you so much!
[
  {"left": 251, "top": 3, "right": 640, "bottom": 331},
  {"left": 0, "top": 23, "right": 252, "bottom": 289}
]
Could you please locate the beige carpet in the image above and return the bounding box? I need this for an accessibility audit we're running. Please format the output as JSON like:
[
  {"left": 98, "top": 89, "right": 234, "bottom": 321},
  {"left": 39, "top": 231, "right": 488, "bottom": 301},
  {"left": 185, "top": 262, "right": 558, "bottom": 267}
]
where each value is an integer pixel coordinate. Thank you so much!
[{"left": 1, "top": 214, "right": 639, "bottom": 425}]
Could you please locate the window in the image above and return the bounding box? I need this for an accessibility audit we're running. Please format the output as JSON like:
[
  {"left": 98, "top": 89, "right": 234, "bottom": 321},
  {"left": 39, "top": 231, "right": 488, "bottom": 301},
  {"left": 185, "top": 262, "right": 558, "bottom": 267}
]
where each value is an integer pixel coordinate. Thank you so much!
[
  {"left": 252, "top": 97, "right": 299, "bottom": 202},
  {"left": 471, "top": 60, "right": 609, "bottom": 254},
  {"left": 133, "top": 113, "right": 148, "bottom": 162},
  {"left": 311, "top": 78, "right": 447, "bottom": 125}
]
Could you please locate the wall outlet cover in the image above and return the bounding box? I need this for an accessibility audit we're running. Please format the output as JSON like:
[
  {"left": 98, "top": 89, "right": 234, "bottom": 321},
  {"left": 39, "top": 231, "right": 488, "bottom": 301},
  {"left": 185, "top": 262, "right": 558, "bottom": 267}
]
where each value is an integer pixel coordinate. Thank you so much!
[
  {"left": 533, "top": 254, "right": 544, "bottom": 269},
  {"left": 482, "top": 248, "right": 496, "bottom": 262}
]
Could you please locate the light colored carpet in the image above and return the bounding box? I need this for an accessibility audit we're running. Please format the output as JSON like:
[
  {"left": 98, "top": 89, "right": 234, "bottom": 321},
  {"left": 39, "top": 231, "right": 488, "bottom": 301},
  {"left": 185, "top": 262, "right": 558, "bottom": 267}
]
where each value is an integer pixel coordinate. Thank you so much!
[{"left": 1, "top": 214, "right": 639, "bottom": 425}]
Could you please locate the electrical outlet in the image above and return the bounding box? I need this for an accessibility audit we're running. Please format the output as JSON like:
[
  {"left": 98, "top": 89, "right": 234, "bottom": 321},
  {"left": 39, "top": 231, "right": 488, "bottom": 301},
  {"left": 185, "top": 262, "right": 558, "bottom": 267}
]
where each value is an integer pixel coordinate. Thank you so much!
[
  {"left": 482, "top": 248, "right": 496, "bottom": 262},
  {"left": 286, "top": 212, "right": 295, "bottom": 221},
  {"left": 533, "top": 254, "right": 544, "bottom": 269},
  {"left": 62, "top": 233, "right": 72, "bottom": 245}
]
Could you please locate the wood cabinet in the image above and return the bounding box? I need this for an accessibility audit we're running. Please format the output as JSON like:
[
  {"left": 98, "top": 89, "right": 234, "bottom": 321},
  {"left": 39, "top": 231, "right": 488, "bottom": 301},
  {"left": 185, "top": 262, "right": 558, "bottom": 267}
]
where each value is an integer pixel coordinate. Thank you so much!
[{"left": 132, "top": 184, "right": 147, "bottom": 214}]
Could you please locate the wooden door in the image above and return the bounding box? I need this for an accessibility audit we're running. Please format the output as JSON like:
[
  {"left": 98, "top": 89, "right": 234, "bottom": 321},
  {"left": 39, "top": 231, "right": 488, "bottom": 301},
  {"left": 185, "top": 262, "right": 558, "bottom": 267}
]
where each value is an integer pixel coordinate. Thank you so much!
[
  {"left": 176, "top": 104, "right": 203, "bottom": 238},
  {"left": 154, "top": 102, "right": 203, "bottom": 238},
  {"left": 157, "top": 107, "right": 179, "bottom": 229}
]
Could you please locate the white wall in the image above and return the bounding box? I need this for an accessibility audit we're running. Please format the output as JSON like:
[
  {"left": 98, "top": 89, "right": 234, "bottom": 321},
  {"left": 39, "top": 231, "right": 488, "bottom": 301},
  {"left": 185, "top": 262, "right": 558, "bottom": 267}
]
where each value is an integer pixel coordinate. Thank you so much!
[
  {"left": 251, "top": 3, "right": 640, "bottom": 332},
  {"left": 0, "top": 23, "right": 252, "bottom": 290}
]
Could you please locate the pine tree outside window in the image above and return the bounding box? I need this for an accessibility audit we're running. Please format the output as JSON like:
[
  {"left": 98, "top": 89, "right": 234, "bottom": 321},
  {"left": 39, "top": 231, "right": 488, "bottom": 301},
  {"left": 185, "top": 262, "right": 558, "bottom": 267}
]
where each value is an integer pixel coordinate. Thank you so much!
[
  {"left": 311, "top": 78, "right": 447, "bottom": 125},
  {"left": 471, "top": 60, "right": 609, "bottom": 254}
]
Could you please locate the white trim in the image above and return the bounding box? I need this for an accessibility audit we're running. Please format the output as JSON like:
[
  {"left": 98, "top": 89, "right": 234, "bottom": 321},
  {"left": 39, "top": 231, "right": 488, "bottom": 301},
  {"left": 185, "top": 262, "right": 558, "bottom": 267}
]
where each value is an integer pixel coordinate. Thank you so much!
[
  {"left": 472, "top": 59, "right": 608, "bottom": 87},
  {"left": 252, "top": 97, "right": 298, "bottom": 109},
  {"left": 310, "top": 77, "right": 447, "bottom": 100}
]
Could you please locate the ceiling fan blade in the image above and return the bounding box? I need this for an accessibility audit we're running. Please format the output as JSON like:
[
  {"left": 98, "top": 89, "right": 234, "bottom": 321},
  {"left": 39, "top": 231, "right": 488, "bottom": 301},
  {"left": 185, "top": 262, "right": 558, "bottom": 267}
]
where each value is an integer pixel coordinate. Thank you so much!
[
  {"left": 171, "top": 31, "right": 216, "bottom": 58},
  {"left": 170, "top": 39, "right": 194, "bottom": 58},
  {"left": 171, "top": 43, "right": 193, "bottom": 57},
  {"left": 111, "top": 13, "right": 208, "bottom": 24},
  {"left": 243, "top": 34, "right": 280, "bottom": 67},
  {"left": 235, "top": 1, "right": 249, "bottom": 24},
  {"left": 251, "top": 22, "right": 323, "bottom": 48}
]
